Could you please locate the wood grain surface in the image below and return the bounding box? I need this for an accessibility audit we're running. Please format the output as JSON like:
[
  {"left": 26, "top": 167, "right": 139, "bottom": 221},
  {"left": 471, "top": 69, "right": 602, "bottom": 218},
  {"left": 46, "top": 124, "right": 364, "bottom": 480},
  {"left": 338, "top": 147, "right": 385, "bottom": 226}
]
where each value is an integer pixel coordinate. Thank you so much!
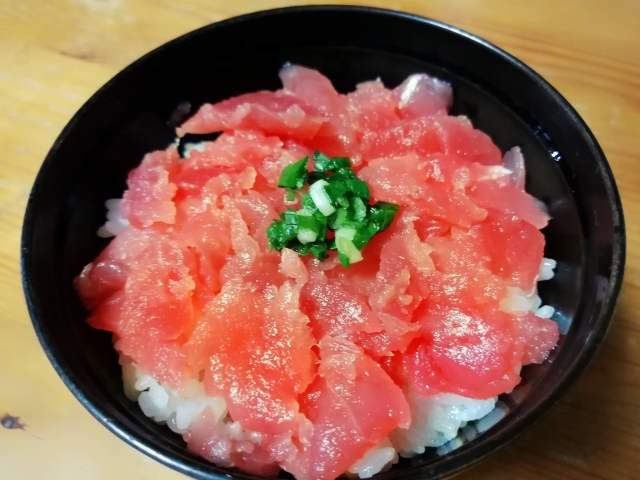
[{"left": 1, "top": 1, "right": 638, "bottom": 479}]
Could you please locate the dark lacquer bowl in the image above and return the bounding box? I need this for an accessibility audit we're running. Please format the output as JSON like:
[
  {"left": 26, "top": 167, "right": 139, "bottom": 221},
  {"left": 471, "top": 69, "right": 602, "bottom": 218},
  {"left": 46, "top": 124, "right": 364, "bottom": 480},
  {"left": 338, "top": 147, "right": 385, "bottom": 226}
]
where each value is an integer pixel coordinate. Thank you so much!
[{"left": 21, "top": 5, "right": 625, "bottom": 480}]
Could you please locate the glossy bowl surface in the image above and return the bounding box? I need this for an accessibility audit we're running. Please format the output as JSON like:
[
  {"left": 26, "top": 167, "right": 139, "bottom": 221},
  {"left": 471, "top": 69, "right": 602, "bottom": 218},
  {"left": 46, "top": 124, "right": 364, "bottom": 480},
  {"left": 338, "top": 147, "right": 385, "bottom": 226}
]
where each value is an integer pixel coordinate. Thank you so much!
[{"left": 21, "top": 5, "right": 625, "bottom": 480}]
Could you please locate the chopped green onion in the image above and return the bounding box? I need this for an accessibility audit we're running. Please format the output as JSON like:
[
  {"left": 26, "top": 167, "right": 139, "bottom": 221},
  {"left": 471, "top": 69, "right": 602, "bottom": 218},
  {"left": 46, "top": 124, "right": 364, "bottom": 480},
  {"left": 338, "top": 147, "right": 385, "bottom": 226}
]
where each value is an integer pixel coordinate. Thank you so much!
[
  {"left": 297, "top": 228, "right": 317, "bottom": 244},
  {"left": 290, "top": 240, "right": 330, "bottom": 261},
  {"left": 284, "top": 188, "right": 297, "bottom": 204},
  {"left": 267, "top": 151, "right": 399, "bottom": 267},
  {"left": 328, "top": 208, "right": 348, "bottom": 230},
  {"left": 309, "top": 180, "right": 336, "bottom": 216},
  {"left": 345, "top": 179, "right": 370, "bottom": 200},
  {"left": 313, "top": 151, "right": 352, "bottom": 172},
  {"left": 323, "top": 181, "right": 349, "bottom": 208},
  {"left": 308, "top": 171, "right": 330, "bottom": 184},
  {"left": 350, "top": 197, "right": 367, "bottom": 221},
  {"left": 369, "top": 201, "right": 400, "bottom": 232},
  {"left": 278, "top": 157, "right": 309, "bottom": 190},
  {"left": 301, "top": 193, "right": 319, "bottom": 215},
  {"left": 335, "top": 227, "right": 363, "bottom": 267},
  {"left": 312, "top": 151, "right": 333, "bottom": 172}
]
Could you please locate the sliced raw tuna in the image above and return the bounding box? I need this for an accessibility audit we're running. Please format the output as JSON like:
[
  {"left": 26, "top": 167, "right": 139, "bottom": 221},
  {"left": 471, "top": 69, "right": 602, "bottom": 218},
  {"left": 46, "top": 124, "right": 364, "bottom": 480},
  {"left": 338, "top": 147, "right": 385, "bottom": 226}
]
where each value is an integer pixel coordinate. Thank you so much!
[
  {"left": 452, "top": 213, "right": 545, "bottom": 292},
  {"left": 121, "top": 148, "right": 180, "bottom": 228},
  {"left": 178, "top": 90, "right": 326, "bottom": 139},
  {"left": 75, "top": 226, "right": 157, "bottom": 309},
  {"left": 347, "top": 79, "right": 399, "bottom": 135},
  {"left": 468, "top": 179, "right": 550, "bottom": 229},
  {"left": 186, "top": 408, "right": 282, "bottom": 476},
  {"left": 286, "top": 337, "right": 410, "bottom": 480},
  {"left": 175, "top": 130, "right": 281, "bottom": 194},
  {"left": 517, "top": 311, "right": 560, "bottom": 364},
  {"left": 115, "top": 335, "right": 189, "bottom": 389},
  {"left": 393, "top": 73, "right": 453, "bottom": 119},
  {"left": 406, "top": 302, "right": 523, "bottom": 399},
  {"left": 280, "top": 65, "right": 359, "bottom": 161},
  {"left": 359, "top": 154, "right": 487, "bottom": 228},
  {"left": 194, "top": 281, "right": 315, "bottom": 435},
  {"left": 301, "top": 271, "right": 384, "bottom": 340}
]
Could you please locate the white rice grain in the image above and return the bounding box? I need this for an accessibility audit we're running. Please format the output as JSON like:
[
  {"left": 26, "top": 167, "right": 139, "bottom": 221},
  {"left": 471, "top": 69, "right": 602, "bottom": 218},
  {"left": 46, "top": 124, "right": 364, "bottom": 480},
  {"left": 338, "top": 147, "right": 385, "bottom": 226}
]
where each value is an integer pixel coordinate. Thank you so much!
[{"left": 97, "top": 198, "right": 129, "bottom": 238}]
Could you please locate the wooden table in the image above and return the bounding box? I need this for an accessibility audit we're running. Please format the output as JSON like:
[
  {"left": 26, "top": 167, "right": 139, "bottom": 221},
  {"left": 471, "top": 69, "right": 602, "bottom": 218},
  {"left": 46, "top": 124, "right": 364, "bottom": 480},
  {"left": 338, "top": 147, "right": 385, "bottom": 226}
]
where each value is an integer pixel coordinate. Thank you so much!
[{"left": 1, "top": 1, "right": 638, "bottom": 478}]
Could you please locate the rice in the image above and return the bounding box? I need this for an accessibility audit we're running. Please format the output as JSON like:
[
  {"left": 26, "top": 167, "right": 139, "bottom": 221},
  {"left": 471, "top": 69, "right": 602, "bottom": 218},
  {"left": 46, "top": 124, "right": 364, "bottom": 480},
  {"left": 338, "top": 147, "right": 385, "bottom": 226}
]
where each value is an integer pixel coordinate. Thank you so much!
[{"left": 97, "top": 199, "right": 129, "bottom": 238}]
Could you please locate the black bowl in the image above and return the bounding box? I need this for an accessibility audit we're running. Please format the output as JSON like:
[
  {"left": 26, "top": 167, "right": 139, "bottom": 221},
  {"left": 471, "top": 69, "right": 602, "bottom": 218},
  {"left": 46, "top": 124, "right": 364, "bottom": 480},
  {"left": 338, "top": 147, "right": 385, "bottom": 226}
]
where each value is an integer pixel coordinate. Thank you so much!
[{"left": 21, "top": 5, "right": 625, "bottom": 480}]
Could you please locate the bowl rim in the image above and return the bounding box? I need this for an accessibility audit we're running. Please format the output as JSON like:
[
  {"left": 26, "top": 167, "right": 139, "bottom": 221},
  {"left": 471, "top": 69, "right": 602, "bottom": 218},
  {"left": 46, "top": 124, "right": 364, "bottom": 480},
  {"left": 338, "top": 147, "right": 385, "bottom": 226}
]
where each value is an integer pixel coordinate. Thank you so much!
[{"left": 21, "top": 4, "right": 626, "bottom": 480}]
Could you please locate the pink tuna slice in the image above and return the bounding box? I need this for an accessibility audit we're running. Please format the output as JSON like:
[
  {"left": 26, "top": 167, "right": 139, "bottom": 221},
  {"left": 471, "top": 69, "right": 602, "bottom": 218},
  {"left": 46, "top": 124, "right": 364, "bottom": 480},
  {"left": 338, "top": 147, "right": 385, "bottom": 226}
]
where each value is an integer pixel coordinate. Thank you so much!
[
  {"left": 195, "top": 281, "right": 315, "bottom": 435},
  {"left": 359, "top": 154, "right": 487, "bottom": 228},
  {"left": 115, "top": 233, "right": 196, "bottom": 340},
  {"left": 467, "top": 179, "right": 550, "bottom": 229},
  {"left": 284, "top": 336, "right": 410, "bottom": 480},
  {"left": 174, "top": 130, "right": 281, "bottom": 194},
  {"left": 177, "top": 90, "right": 326, "bottom": 139},
  {"left": 347, "top": 79, "right": 400, "bottom": 134},
  {"left": 407, "top": 302, "right": 524, "bottom": 399},
  {"left": 300, "top": 271, "right": 384, "bottom": 340},
  {"left": 455, "top": 212, "right": 545, "bottom": 292},
  {"left": 393, "top": 73, "right": 453, "bottom": 119},
  {"left": 280, "top": 65, "right": 360, "bottom": 161},
  {"left": 115, "top": 335, "right": 190, "bottom": 389},
  {"left": 426, "top": 234, "right": 507, "bottom": 306},
  {"left": 121, "top": 148, "right": 180, "bottom": 228},
  {"left": 503, "top": 146, "right": 526, "bottom": 190},
  {"left": 517, "top": 311, "right": 560, "bottom": 365},
  {"left": 75, "top": 226, "right": 157, "bottom": 309},
  {"left": 185, "top": 408, "right": 282, "bottom": 476}
]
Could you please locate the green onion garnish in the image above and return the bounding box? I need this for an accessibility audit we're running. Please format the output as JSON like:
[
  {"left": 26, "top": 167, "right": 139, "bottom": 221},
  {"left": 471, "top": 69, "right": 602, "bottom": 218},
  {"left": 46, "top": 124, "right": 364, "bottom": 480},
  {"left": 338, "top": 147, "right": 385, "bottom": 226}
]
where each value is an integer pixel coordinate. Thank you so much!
[
  {"left": 278, "top": 156, "right": 309, "bottom": 190},
  {"left": 267, "top": 151, "right": 399, "bottom": 267}
]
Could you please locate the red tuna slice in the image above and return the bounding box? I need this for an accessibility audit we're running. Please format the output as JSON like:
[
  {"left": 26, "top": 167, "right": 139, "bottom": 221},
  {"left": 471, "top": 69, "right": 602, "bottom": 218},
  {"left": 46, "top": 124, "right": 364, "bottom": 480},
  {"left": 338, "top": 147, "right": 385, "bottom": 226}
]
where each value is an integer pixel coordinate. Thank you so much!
[
  {"left": 279, "top": 248, "right": 309, "bottom": 286},
  {"left": 233, "top": 190, "right": 280, "bottom": 253},
  {"left": 359, "top": 154, "right": 486, "bottom": 228},
  {"left": 393, "top": 73, "right": 453, "bottom": 119},
  {"left": 116, "top": 233, "right": 197, "bottom": 340},
  {"left": 426, "top": 235, "right": 506, "bottom": 306},
  {"left": 408, "top": 303, "right": 523, "bottom": 398},
  {"left": 435, "top": 115, "right": 502, "bottom": 165},
  {"left": 258, "top": 141, "right": 313, "bottom": 188},
  {"left": 517, "top": 311, "right": 559, "bottom": 365},
  {"left": 288, "top": 337, "right": 410, "bottom": 480},
  {"left": 360, "top": 114, "right": 501, "bottom": 166},
  {"left": 300, "top": 271, "right": 384, "bottom": 340},
  {"left": 115, "top": 335, "right": 190, "bottom": 389},
  {"left": 468, "top": 178, "right": 550, "bottom": 229},
  {"left": 185, "top": 408, "right": 281, "bottom": 476},
  {"left": 408, "top": 212, "right": 450, "bottom": 240},
  {"left": 370, "top": 219, "right": 433, "bottom": 322},
  {"left": 86, "top": 232, "right": 197, "bottom": 341},
  {"left": 360, "top": 116, "right": 444, "bottom": 160},
  {"left": 280, "top": 65, "right": 343, "bottom": 113},
  {"left": 219, "top": 196, "right": 286, "bottom": 288},
  {"left": 347, "top": 79, "right": 400, "bottom": 135},
  {"left": 86, "top": 290, "right": 125, "bottom": 332},
  {"left": 194, "top": 281, "right": 315, "bottom": 435},
  {"left": 353, "top": 312, "right": 421, "bottom": 358},
  {"left": 175, "top": 130, "right": 282, "bottom": 194},
  {"left": 75, "top": 226, "right": 157, "bottom": 309},
  {"left": 177, "top": 90, "right": 326, "bottom": 139},
  {"left": 121, "top": 148, "right": 180, "bottom": 229},
  {"left": 323, "top": 252, "right": 381, "bottom": 299},
  {"left": 502, "top": 146, "right": 526, "bottom": 190},
  {"left": 173, "top": 170, "right": 257, "bottom": 304},
  {"left": 280, "top": 65, "right": 359, "bottom": 162},
  {"left": 453, "top": 213, "right": 545, "bottom": 292}
]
